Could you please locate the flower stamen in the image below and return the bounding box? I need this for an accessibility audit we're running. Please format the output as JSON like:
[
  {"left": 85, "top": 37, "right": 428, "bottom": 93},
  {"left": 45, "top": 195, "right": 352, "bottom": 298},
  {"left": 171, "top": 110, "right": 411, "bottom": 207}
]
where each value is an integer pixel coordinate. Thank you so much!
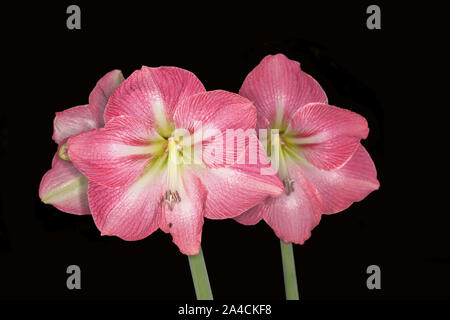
[
  {"left": 283, "top": 178, "right": 295, "bottom": 195},
  {"left": 161, "top": 190, "right": 181, "bottom": 210},
  {"left": 164, "top": 136, "right": 182, "bottom": 210}
]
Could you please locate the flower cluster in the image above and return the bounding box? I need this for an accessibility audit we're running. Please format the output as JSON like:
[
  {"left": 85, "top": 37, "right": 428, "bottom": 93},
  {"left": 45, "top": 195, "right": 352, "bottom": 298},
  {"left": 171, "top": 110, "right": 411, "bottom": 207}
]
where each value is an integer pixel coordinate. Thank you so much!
[{"left": 40, "top": 54, "right": 379, "bottom": 255}]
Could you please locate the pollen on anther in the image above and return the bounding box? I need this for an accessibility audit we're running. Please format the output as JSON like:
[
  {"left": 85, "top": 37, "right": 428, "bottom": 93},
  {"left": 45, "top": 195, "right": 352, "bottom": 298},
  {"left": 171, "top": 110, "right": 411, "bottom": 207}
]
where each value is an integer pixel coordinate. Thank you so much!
[
  {"left": 161, "top": 190, "right": 181, "bottom": 210},
  {"left": 283, "top": 178, "right": 295, "bottom": 195}
]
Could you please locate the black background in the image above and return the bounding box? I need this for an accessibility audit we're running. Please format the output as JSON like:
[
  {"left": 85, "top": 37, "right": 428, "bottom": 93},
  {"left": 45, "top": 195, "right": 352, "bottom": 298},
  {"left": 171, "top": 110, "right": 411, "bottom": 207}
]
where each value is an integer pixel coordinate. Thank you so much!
[{"left": 1, "top": 0, "right": 448, "bottom": 305}]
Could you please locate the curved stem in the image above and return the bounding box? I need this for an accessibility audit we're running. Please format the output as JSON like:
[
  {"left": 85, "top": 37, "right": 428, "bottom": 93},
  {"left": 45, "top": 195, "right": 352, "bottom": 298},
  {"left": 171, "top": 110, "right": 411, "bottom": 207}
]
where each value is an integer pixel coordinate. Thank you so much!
[
  {"left": 280, "top": 239, "right": 299, "bottom": 300},
  {"left": 188, "top": 247, "right": 213, "bottom": 300}
]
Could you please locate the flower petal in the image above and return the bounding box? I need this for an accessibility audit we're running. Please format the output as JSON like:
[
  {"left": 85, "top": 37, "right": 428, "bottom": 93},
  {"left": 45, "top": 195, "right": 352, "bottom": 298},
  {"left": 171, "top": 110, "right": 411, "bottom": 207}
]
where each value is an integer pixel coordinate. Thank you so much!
[
  {"left": 159, "top": 170, "right": 207, "bottom": 255},
  {"left": 39, "top": 154, "right": 90, "bottom": 215},
  {"left": 288, "top": 103, "right": 369, "bottom": 171},
  {"left": 173, "top": 90, "right": 257, "bottom": 168},
  {"left": 104, "top": 66, "right": 206, "bottom": 128},
  {"left": 300, "top": 144, "right": 379, "bottom": 214},
  {"left": 88, "top": 70, "right": 125, "bottom": 127},
  {"left": 239, "top": 54, "right": 327, "bottom": 126},
  {"left": 52, "top": 104, "right": 97, "bottom": 145},
  {"left": 193, "top": 142, "right": 283, "bottom": 220},
  {"left": 263, "top": 165, "right": 322, "bottom": 244},
  {"left": 256, "top": 113, "right": 270, "bottom": 131},
  {"left": 88, "top": 166, "right": 165, "bottom": 241},
  {"left": 173, "top": 90, "right": 256, "bottom": 133},
  {"left": 233, "top": 204, "right": 265, "bottom": 225},
  {"left": 68, "top": 116, "right": 164, "bottom": 188}
]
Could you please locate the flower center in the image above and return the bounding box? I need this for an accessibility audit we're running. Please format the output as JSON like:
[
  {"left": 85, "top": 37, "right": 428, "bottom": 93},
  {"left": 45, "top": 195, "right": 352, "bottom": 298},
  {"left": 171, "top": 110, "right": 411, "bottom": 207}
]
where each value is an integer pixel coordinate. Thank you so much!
[
  {"left": 162, "top": 136, "right": 183, "bottom": 210},
  {"left": 58, "top": 142, "right": 70, "bottom": 161},
  {"left": 143, "top": 122, "right": 198, "bottom": 211},
  {"left": 268, "top": 127, "right": 305, "bottom": 195}
]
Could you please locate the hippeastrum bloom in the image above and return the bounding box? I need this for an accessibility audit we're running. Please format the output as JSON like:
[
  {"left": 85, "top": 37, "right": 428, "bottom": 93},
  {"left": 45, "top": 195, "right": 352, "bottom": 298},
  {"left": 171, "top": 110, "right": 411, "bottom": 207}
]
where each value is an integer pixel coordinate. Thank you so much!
[
  {"left": 39, "top": 70, "right": 124, "bottom": 214},
  {"left": 235, "top": 54, "right": 380, "bottom": 244},
  {"left": 67, "top": 66, "right": 283, "bottom": 255}
]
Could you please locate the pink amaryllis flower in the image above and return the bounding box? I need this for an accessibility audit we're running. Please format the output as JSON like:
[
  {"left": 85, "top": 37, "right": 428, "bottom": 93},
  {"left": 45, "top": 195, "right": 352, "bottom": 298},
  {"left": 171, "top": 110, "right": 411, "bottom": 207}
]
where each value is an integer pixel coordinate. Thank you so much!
[
  {"left": 235, "top": 54, "right": 380, "bottom": 244},
  {"left": 67, "top": 66, "right": 283, "bottom": 255},
  {"left": 39, "top": 70, "right": 124, "bottom": 214}
]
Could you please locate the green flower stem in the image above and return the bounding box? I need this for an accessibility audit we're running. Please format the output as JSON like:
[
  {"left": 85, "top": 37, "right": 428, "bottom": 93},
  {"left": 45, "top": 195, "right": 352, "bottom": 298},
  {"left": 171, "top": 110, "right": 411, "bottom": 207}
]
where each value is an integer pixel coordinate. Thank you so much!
[
  {"left": 188, "top": 247, "right": 213, "bottom": 300},
  {"left": 280, "top": 239, "right": 300, "bottom": 300}
]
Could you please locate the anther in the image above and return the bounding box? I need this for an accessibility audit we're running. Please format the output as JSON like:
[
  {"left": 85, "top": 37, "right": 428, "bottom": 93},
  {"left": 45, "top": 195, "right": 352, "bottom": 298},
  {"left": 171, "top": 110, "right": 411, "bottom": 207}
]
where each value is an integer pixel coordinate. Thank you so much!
[
  {"left": 283, "top": 178, "right": 295, "bottom": 195},
  {"left": 161, "top": 190, "right": 181, "bottom": 210}
]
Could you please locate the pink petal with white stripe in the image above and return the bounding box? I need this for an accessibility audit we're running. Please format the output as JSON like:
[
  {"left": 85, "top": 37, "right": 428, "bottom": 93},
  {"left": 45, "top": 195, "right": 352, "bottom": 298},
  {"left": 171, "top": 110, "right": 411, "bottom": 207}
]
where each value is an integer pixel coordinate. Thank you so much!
[
  {"left": 173, "top": 90, "right": 257, "bottom": 168},
  {"left": 173, "top": 90, "right": 256, "bottom": 133},
  {"left": 300, "top": 144, "right": 379, "bottom": 214},
  {"left": 104, "top": 66, "right": 206, "bottom": 129},
  {"left": 52, "top": 104, "right": 96, "bottom": 145},
  {"left": 88, "top": 170, "right": 165, "bottom": 241},
  {"left": 68, "top": 116, "right": 164, "bottom": 188},
  {"left": 88, "top": 70, "right": 124, "bottom": 127},
  {"left": 263, "top": 166, "right": 322, "bottom": 244},
  {"left": 159, "top": 170, "right": 207, "bottom": 255},
  {"left": 39, "top": 154, "right": 90, "bottom": 215},
  {"left": 193, "top": 143, "right": 283, "bottom": 219},
  {"left": 239, "top": 54, "right": 327, "bottom": 125},
  {"left": 288, "top": 103, "right": 369, "bottom": 170}
]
